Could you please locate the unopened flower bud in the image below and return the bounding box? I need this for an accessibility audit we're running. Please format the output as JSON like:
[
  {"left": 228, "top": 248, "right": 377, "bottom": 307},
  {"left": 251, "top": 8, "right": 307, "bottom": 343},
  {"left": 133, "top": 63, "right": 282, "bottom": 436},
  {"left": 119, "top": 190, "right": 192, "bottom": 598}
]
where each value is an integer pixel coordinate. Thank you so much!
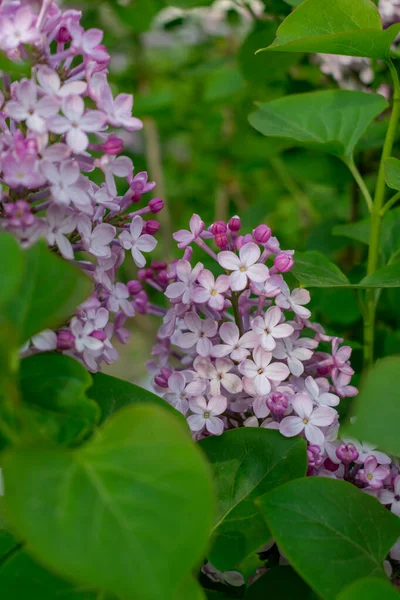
[
  {"left": 155, "top": 368, "right": 172, "bottom": 388},
  {"left": 158, "top": 270, "right": 170, "bottom": 285},
  {"left": 144, "top": 220, "right": 160, "bottom": 235},
  {"left": 127, "top": 280, "right": 142, "bottom": 295},
  {"left": 215, "top": 233, "right": 229, "bottom": 249},
  {"left": 228, "top": 216, "right": 241, "bottom": 232},
  {"left": 138, "top": 268, "right": 154, "bottom": 281},
  {"left": 324, "top": 458, "right": 340, "bottom": 472},
  {"left": 103, "top": 136, "right": 124, "bottom": 155},
  {"left": 336, "top": 443, "right": 359, "bottom": 464},
  {"left": 254, "top": 224, "right": 272, "bottom": 244},
  {"left": 57, "top": 330, "right": 75, "bottom": 350},
  {"left": 151, "top": 261, "right": 167, "bottom": 271},
  {"left": 211, "top": 221, "right": 227, "bottom": 235},
  {"left": 274, "top": 252, "right": 294, "bottom": 273},
  {"left": 149, "top": 198, "right": 164, "bottom": 213},
  {"left": 134, "top": 290, "right": 148, "bottom": 313},
  {"left": 56, "top": 26, "right": 72, "bottom": 43},
  {"left": 267, "top": 392, "right": 288, "bottom": 415},
  {"left": 307, "top": 445, "right": 323, "bottom": 469},
  {"left": 91, "top": 330, "right": 107, "bottom": 341}
]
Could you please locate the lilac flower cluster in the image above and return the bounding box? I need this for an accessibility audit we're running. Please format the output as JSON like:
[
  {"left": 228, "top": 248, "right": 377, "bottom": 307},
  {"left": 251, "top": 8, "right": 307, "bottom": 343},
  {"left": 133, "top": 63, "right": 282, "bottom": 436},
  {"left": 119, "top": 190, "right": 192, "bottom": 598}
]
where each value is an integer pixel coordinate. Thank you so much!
[
  {"left": 316, "top": 0, "right": 400, "bottom": 90},
  {"left": 136, "top": 213, "right": 400, "bottom": 569},
  {"left": 0, "top": 0, "right": 162, "bottom": 371}
]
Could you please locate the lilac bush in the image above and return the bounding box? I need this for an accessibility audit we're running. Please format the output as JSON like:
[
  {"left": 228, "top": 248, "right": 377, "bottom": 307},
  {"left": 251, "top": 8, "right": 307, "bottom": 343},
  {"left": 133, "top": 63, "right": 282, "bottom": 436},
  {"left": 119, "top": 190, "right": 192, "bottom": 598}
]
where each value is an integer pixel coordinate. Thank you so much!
[{"left": 0, "top": 0, "right": 162, "bottom": 371}]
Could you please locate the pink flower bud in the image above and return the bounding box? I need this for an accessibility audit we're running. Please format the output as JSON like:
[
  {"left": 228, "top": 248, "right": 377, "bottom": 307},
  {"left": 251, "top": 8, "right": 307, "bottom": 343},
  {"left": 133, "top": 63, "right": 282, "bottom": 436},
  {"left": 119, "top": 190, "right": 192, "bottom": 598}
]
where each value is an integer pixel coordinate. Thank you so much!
[
  {"left": 324, "top": 458, "right": 340, "bottom": 472},
  {"left": 158, "top": 270, "right": 170, "bottom": 286},
  {"left": 254, "top": 224, "right": 272, "bottom": 244},
  {"left": 57, "top": 330, "right": 75, "bottom": 350},
  {"left": 149, "top": 198, "right": 164, "bottom": 213},
  {"left": 138, "top": 268, "right": 154, "bottom": 281},
  {"left": 151, "top": 261, "right": 167, "bottom": 271},
  {"left": 274, "top": 252, "right": 294, "bottom": 273},
  {"left": 228, "top": 216, "right": 241, "bottom": 232},
  {"left": 127, "top": 280, "right": 142, "bottom": 295},
  {"left": 103, "top": 136, "right": 124, "bottom": 155},
  {"left": 307, "top": 445, "right": 323, "bottom": 469},
  {"left": 215, "top": 233, "right": 229, "bottom": 249},
  {"left": 144, "top": 220, "right": 160, "bottom": 235},
  {"left": 91, "top": 330, "right": 107, "bottom": 341},
  {"left": 56, "top": 26, "right": 72, "bottom": 43},
  {"left": 336, "top": 443, "right": 359, "bottom": 464},
  {"left": 211, "top": 221, "right": 227, "bottom": 235},
  {"left": 134, "top": 290, "right": 148, "bottom": 313},
  {"left": 154, "top": 368, "right": 172, "bottom": 388},
  {"left": 267, "top": 392, "right": 288, "bottom": 415},
  {"left": 236, "top": 234, "right": 253, "bottom": 249}
]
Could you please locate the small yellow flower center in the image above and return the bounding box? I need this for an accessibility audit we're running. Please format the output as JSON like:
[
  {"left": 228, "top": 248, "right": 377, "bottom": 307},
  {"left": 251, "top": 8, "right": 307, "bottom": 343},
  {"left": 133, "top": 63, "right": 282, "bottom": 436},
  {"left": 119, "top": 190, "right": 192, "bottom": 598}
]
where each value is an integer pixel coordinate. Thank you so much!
[
  {"left": 302, "top": 418, "right": 308, "bottom": 425},
  {"left": 211, "top": 289, "right": 217, "bottom": 296},
  {"left": 367, "top": 473, "right": 373, "bottom": 481},
  {"left": 257, "top": 368, "right": 263, "bottom": 375},
  {"left": 239, "top": 266, "right": 246, "bottom": 272},
  {"left": 204, "top": 412, "right": 210, "bottom": 419}
]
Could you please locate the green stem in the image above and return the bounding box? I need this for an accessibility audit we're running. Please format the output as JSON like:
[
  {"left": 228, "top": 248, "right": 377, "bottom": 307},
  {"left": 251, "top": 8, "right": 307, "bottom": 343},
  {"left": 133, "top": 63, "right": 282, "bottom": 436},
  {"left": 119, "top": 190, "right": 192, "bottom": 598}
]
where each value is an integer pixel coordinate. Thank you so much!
[
  {"left": 363, "top": 59, "right": 400, "bottom": 369},
  {"left": 381, "top": 190, "right": 400, "bottom": 215},
  {"left": 231, "top": 292, "right": 243, "bottom": 337},
  {"left": 347, "top": 161, "right": 373, "bottom": 213}
]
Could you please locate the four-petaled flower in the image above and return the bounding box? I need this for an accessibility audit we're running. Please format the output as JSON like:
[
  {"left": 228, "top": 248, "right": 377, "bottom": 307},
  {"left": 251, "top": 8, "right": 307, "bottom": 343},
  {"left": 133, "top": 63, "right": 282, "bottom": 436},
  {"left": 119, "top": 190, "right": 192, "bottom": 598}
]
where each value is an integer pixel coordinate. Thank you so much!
[
  {"left": 178, "top": 312, "right": 218, "bottom": 357},
  {"left": 239, "top": 346, "right": 290, "bottom": 396},
  {"left": 212, "top": 322, "right": 258, "bottom": 362},
  {"left": 118, "top": 216, "right": 157, "bottom": 268},
  {"left": 187, "top": 395, "right": 227, "bottom": 435},
  {"left": 218, "top": 242, "right": 269, "bottom": 292},
  {"left": 358, "top": 456, "right": 391, "bottom": 490},
  {"left": 193, "top": 270, "right": 230, "bottom": 311},
  {"left": 279, "top": 394, "right": 336, "bottom": 447},
  {"left": 252, "top": 306, "right": 294, "bottom": 351},
  {"left": 173, "top": 214, "right": 205, "bottom": 249}
]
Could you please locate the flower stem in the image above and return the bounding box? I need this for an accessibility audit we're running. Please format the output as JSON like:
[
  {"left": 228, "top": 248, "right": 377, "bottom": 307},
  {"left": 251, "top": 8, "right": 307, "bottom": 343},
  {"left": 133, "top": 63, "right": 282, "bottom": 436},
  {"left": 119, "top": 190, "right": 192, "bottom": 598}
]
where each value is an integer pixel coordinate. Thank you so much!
[
  {"left": 381, "top": 190, "right": 400, "bottom": 215},
  {"left": 363, "top": 60, "right": 400, "bottom": 369},
  {"left": 231, "top": 292, "right": 243, "bottom": 337},
  {"left": 347, "top": 161, "right": 373, "bottom": 213}
]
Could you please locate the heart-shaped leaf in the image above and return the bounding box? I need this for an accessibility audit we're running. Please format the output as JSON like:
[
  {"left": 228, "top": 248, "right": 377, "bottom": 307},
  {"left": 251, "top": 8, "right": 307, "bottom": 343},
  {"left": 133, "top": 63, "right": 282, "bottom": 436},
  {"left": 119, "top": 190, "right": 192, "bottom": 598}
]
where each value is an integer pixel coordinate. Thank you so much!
[
  {"left": 1, "top": 241, "right": 91, "bottom": 345},
  {"left": 257, "top": 477, "right": 400, "bottom": 600},
  {"left": 88, "top": 372, "right": 180, "bottom": 425},
  {"left": 384, "top": 157, "right": 400, "bottom": 190},
  {"left": 292, "top": 251, "right": 351, "bottom": 287},
  {"left": 17, "top": 354, "right": 100, "bottom": 447},
  {"left": 261, "top": 0, "right": 400, "bottom": 59},
  {"left": 0, "top": 233, "right": 24, "bottom": 308},
  {"left": 249, "top": 91, "right": 387, "bottom": 164},
  {"left": 337, "top": 577, "right": 400, "bottom": 600},
  {"left": 346, "top": 356, "right": 400, "bottom": 455},
  {"left": 2, "top": 404, "right": 214, "bottom": 600},
  {"left": 199, "top": 429, "right": 307, "bottom": 570}
]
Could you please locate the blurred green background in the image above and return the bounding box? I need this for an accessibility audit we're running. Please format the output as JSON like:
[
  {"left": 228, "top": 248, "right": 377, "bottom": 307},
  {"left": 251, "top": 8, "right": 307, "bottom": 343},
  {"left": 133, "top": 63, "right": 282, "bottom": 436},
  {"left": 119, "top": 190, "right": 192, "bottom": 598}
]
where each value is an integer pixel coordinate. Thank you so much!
[{"left": 77, "top": 0, "right": 400, "bottom": 382}]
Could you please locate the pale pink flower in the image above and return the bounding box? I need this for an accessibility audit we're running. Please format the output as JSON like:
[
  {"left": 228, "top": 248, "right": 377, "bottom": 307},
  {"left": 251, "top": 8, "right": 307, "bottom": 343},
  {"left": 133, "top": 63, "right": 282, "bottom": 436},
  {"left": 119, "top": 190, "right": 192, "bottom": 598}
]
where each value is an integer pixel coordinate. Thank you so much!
[
  {"left": 96, "top": 154, "right": 133, "bottom": 197},
  {"left": 341, "top": 438, "right": 391, "bottom": 465},
  {"left": 78, "top": 217, "right": 116, "bottom": 258},
  {"left": 212, "top": 322, "right": 259, "bottom": 362},
  {"left": 358, "top": 456, "right": 391, "bottom": 490},
  {"left": 276, "top": 282, "right": 311, "bottom": 319},
  {"left": 380, "top": 476, "right": 400, "bottom": 516},
  {"left": 47, "top": 95, "right": 106, "bottom": 154},
  {"left": 107, "top": 283, "right": 134, "bottom": 317},
  {"left": 303, "top": 376, "right": 340, "bottom": 407},
  {"left": 193, "top": 356, "right": 242, "bottom": 395},
  {"left": 272, "top": 336, "right": 314, "bottom": 376},
  {"left": 45, "top": 205, "right": 75, "bottom": 260},
  {"left": 37, "top": 66, "right": 87, "bottom": 98},
  {"left": 177, "top": 312, "right": 217, "bottom": 357},
  {"left": 332, "top": 371, "right": 358, "bottom": 398},
  {"left": 165, "top": 260, "right": 203, "bottom": 305},
  {"left": 41, "top": 160, "right": 91, "bottom": 213},
  {"left": 70, "top": 317, "right": 104, "bottom": 353},
  {"left": 5, "top": 80, "right": 59, "bottom": 133},
  {"left": 90, "top": 73, "right": 142, "bottom": 131},
  {"left": 164, "top": 372, "right": 190, "bottom": 415},
  {"left": 279, "top": 394, "right": 336, "bottom": 447},
  {"left": 252, "top": 306, "right": 294, "bottom": 351},
  {"left": 69, "top": 23, "right": 109, "bottom": 62},
  {"left": 0, "top": 6, "right": 40, "bottom": 50},
  {"left": 192, "top": 270, "right": 230, "bottom": 311},
  {"left": 31, "top": 329, "right": 57, "bottom": 351},
  {"left": 188, "top": 395, "right": 227, "bottom": 435},
  {"left": 118, "top": 216, "right": 157, "bottom": 268},
  {"left": 331, "top": 337, "right": 354, "bottom": 376},
  {"left": 173, "top": 214, "right": 205, "bottom": 249},
  {"left": 2, "top": 153, "right": 44, "bottom": 189},
  {"left": 239, "top": 347, "right": 289, "bottom": 396},
  {"left": 218, "top": 242, "right": 269, "bottom": 292}
]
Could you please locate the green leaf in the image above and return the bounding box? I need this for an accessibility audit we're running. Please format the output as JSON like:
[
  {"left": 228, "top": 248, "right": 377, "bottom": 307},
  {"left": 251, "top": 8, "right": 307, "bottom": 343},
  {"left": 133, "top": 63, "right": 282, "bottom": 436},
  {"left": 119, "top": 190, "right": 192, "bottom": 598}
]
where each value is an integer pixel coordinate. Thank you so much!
[
  {"left": 347, "top": 357, "right": 400, "bottom": 455},
  {"left": 87, "top": 372, "right": 180, "bottom": 425},
  {"left": 337, "top": 577, "right": 400, "bottom": 600},
  {"left": 199, "top": 429, "right": 307, "bottom": 570},
  {"left": 245, "top": 566, "right": 316, "bottom": 599},
  {"left": 359, "top": 261, "right": 400, "bottom": 288},
  {"left": 262, "top": 0, "right": 400, "bottom": 59},
  {"left": 292, "top": 251, "right": 351, "bottom": 287},
  {"left": 249, "top": 91, "right": 387, "bottom": 163},
  {"left": 333, "top": 219, "right": 371, "bottom": 246},
  {"left": 17, "top": 354, "right": 100, "bottom": 446},
  {"left": 283, "top": 0, "right": 304, "bottom": 6},
  {"left": 257, "top": 477, "right": 400, "bottom": 600},
  {"left": 204, "top": 66, "right": 245, "bottom": 103},
  {"left": 384, "top": 157, "right": 400, "bottom": 190},
  {"left": 0, "top": 233, "right": 24, "bottom": 308},
  {"left": 2, "top": 404, "right": 214, "bottom": 600},
  {"left": 1, "top": 241, "right": 91, "bottom": 345}
]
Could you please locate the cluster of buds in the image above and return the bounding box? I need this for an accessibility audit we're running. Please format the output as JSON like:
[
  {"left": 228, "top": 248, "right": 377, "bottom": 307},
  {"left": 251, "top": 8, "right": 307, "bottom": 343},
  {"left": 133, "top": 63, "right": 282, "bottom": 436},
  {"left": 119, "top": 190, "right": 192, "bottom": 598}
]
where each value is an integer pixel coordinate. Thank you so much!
[
  {"left": 132, "top": 212, "right": 400, "bottom": 568},
  {"left": 0, "top": 0, "right": 163, "bottom": 371}
]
